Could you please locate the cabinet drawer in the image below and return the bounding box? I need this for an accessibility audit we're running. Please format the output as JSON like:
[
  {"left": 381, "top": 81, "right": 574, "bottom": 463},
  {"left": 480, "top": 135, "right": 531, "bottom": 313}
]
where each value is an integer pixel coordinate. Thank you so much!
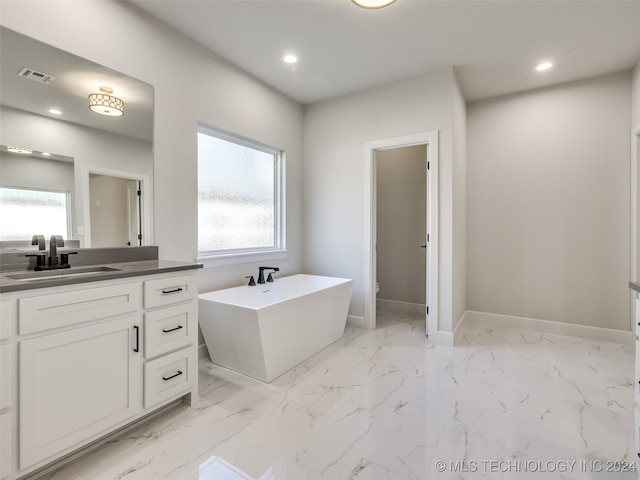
[
  {"left": 19, "top": 282, "right": 141, "bottom": 335},
  {"left": 0, "top": 343, "right": 10, "bottom": 410},
  {"left": 144, "top": 274, "right": 197, "bottom": 309},
  {"left": 145, "top": 303, "right": 196, "bottom": 359},
  {"left": 144, "top": 348, "right": 196, "bottom": 409},
  {"left": 1, "top": 411, "right": 11, "bottom": 479}
]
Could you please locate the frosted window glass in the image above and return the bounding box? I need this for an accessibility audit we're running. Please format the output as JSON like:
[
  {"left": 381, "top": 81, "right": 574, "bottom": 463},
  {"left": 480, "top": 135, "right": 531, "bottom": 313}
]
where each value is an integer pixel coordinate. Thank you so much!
[
  {"left": 0, "top": 187, "right": 69, "bottom": 240},
  {"left": 198, "top": 132, "right": 279, "bottom": 253}
]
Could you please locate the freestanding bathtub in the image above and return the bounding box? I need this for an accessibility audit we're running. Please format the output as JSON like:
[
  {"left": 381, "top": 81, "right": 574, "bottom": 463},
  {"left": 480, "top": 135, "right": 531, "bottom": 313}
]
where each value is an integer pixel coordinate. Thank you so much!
[{"left": 198, "top": 274, "right": 354, "bottom": 382}]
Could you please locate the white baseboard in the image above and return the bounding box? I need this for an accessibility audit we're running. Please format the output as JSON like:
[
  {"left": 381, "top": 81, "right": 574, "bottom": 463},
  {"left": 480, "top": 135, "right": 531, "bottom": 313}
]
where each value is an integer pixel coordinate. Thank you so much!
[
  {"left": 462, "top": 310, "right": 633, "bottom": 345},
  {"left": 377, "top": 298, "right": 426, "bottom": 316},
  {"left": 346, "top": 314, "right": 369, "bottom": 329}
]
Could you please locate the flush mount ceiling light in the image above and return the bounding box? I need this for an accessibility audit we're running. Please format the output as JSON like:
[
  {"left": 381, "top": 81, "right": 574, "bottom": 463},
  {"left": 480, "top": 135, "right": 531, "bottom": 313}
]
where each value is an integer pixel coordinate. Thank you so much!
[
  {"left": 6, "top": 146, "right": 33, "bottom": 154},
  {"left": 48, "top": 108, "right": 62, "bottom": 115},
  {"left": 536, "top": 62, "right": 553, "bottom": 72},
  {"left": 88, "top": 86, "right": 124, "bottom": 117},
  {"left": 352, "top": 0, "right": 397, "bottom": 8}
]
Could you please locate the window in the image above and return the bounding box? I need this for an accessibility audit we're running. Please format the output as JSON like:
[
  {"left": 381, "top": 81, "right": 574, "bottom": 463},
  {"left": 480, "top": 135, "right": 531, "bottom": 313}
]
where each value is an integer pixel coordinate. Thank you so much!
[
  {"left": 197, "top": 123, "right": 284, "bottom": 260},
  {"left": 0, "top": 186, "right": 71, "bottom": 240}
]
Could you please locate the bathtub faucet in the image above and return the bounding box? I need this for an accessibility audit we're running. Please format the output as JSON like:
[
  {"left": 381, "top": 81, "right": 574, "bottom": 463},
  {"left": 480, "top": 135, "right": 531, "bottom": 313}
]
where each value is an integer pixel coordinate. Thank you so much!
[{"left": 257, "top": 266, "right": 279, "bottom": 284}]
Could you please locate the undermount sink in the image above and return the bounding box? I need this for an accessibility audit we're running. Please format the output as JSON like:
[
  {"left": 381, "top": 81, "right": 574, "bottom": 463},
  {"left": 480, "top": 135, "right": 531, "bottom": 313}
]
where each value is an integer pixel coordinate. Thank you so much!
[{"left": 6, "top": 266, "right": 122, "bottom": 282}]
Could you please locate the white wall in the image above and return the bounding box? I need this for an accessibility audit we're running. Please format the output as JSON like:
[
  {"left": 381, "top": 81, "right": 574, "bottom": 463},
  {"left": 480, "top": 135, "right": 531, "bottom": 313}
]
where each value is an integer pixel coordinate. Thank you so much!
[
  {"left": 303, "top": 68, "right": 466, "bottom": 334},
  {"left": 467, "top": 71, "right": 632, "bottom": 332},
  {"left": 451, "top": 71, "right": 467, "bottom": 332},
  {"left": 0, "top": 1, "right": 304, "bottom": 294},
  {"left": 89, "top": 175, "right": 129, "bottom": 248},
  {"left": 0, "top": 152, "right": 74, "bottom": 194},
  {"left": 376, "top": 145, "right": 426, "bottom": 306}
]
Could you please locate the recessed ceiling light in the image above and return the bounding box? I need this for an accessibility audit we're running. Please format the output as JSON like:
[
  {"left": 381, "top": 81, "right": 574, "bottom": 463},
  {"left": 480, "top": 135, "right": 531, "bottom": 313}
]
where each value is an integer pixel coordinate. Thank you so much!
[
  {"left": 352, "top": 0, "right": 397, "bottom": 8},
  {"left": 42, "top": 152, "right": 51, "bottom": 156},
  {"left": 536, "top": 62, "right": 553, "bottom": 72},
  {"left": 6, "top": 146, "right": 33, "bottom": 154},
  {"left": 282, "top": 54, "right": 298, "bottom": 64},
  {"left": 48, "top": 108, "right": 62, "bottom": 115}
]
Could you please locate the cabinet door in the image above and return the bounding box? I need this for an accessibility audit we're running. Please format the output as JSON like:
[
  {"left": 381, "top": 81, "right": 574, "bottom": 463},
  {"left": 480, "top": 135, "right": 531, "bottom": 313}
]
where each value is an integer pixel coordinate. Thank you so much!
[
  {"left": 636, "top": 299, "right": 640, "bottom": 407},
  {"left": 19, "top": 315, "right": 143, "bottom": 469}
]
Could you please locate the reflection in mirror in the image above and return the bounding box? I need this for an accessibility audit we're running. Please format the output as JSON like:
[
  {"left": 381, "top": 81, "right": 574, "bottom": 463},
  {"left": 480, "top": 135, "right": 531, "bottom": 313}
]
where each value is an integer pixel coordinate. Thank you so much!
[
  {"left": 0, "top": 146, "right": 74, "bottom": 242},
  {"left": 0, "top": 27, "right": 154, "bottom": 250}
]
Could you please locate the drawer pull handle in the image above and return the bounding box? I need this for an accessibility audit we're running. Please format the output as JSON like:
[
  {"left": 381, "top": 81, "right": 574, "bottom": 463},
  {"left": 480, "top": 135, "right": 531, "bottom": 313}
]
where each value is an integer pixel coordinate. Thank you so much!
[
  {"left": 133, "top": 325, "right": 140, "bottom": 353},
  {"left": 162, "top": 370, "right": 183, "bottom": 381},
  {"left": 162, "top": 325, "right": 183, "bottom": 333},
  {"left": 161, "top": 287, "right": 183, "bottom": 295}
]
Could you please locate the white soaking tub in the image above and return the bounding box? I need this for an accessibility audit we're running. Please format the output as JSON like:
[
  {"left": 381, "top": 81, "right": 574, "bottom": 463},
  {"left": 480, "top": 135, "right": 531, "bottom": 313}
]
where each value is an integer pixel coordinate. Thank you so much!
[{"left": 198, "top": 274, "right": 353, "bottom": 382}]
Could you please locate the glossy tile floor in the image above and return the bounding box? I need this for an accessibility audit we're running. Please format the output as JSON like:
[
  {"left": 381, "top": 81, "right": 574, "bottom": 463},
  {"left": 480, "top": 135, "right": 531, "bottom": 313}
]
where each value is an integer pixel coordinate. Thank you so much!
[{"left": 47, "top": 310, "right": 636, "bottom": 479}]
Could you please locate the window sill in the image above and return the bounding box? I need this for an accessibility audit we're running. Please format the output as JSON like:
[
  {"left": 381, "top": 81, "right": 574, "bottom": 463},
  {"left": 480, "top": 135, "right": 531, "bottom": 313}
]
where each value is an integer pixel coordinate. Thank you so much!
[{"left": 198, "top": 249, "right": 289, "bottom": 268}]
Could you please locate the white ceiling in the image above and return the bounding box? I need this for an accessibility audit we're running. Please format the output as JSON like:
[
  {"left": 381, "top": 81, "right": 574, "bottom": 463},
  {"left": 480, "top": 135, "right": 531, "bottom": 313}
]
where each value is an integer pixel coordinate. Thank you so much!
[
  {"left": 127, "top": 0, "right": 640, "bottom": 105},
  {"left": 0, "top": 27, "right": 154, "bottom": 143}
]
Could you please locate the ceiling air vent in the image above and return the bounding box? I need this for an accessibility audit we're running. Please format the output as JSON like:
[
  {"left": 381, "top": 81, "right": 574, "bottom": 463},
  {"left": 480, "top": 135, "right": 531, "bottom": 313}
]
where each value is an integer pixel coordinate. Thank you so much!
[{"left": 17, "top": 67, "right": 55, "bottom": 84}]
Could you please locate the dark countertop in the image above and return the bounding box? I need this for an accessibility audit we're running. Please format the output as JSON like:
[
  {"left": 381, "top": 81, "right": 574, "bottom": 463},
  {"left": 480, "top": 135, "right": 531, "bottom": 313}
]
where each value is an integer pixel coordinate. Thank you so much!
[
  {"left": 0, "top": 259, "right": 202, "bottom": 293},
  {"left": 629, "top": 281, "right": 640, "bottom": 293}
]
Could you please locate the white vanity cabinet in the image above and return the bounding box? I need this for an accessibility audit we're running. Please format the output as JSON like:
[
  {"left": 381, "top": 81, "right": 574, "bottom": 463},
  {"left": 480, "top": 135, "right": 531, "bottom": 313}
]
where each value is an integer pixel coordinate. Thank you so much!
[{"left": 1, "top": 268, "right": 199, "bottom": 480}]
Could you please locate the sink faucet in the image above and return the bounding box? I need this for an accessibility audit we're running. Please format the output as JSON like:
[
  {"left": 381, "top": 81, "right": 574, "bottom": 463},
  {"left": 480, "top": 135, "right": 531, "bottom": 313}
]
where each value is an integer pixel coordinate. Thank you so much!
[
  {"left": 257, "top": 266, "right": 279, "bottom": 284},
  {"left": 48, "top": 235, "right": 64, "bottom": 267},
  {"left": 26, "top": 235, "right": 76, "bottom": 271}
]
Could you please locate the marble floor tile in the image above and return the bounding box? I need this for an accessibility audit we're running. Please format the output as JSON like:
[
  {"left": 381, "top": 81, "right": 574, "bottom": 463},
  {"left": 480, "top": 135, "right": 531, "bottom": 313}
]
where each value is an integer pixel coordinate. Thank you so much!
[{"left": 39, "top": 310, "right": 636, "bottom": 479}]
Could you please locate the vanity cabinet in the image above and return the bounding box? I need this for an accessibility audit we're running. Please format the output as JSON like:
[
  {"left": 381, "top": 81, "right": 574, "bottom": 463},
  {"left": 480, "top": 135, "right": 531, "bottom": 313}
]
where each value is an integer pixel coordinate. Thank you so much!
[{"left": 1, "top": 268, "right": 199, "bottom": 480}]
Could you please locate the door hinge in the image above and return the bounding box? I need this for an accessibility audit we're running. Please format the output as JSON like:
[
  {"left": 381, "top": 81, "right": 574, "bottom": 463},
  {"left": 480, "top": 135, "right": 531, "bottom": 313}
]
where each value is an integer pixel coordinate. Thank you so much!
[
  {"left": 137, "top": 234, "right": 142, "bottom": 240},
  {"left": 426, "top": 306, "right": 429, "bottom": 315},
  {"left": 427, "top": 161, "right": 430, "bottom": 170},
  {"left": 137, "top": 190, "right": 142, "bottom": 196},
  {"left": 427, "top": 233, "right": 430, "bottom": 242}
]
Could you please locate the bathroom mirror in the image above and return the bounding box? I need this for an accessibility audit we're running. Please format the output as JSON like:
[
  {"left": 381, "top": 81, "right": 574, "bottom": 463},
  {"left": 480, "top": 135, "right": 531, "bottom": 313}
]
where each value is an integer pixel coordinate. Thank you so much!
[{"left": 0, "top": 27, "right": 154, "bottom": 249}]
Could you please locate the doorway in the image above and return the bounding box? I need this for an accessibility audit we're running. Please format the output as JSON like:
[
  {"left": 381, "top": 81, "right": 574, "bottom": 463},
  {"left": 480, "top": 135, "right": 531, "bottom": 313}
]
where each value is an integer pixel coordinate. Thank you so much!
[
  {"left": 82, "top": 165, "right": 151, "bottom": 248},
  {"left": 376, "top": 145, "right": 427, "bottom": 316},
  {"left": 89, "top": 175, "right": 142, "bottom": 247},
  {"left": 364, "top": 131, "right": 439, "bottom": 335}
]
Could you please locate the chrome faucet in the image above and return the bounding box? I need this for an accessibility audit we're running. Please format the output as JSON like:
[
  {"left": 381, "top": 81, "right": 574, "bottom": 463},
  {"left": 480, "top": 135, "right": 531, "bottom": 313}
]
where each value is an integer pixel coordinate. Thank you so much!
[{"left": 257, "top": 266, "right": 279, "bottom": 284}]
